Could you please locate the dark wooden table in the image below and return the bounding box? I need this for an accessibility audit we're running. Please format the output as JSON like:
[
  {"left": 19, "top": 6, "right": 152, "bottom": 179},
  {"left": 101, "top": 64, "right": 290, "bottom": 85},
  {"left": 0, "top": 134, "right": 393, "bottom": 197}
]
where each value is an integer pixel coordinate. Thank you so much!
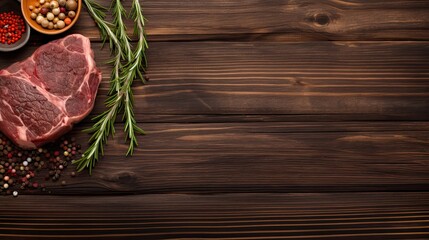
[{"left": 1, "top": 0, "right": 429, "bottom": 239}]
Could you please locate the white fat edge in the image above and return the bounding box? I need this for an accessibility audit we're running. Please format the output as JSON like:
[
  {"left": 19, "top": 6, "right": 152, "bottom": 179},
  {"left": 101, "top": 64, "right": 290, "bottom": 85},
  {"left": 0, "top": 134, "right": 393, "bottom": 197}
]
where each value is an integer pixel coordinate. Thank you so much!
[
  {"left": 14, "top": 137, "right": 36, "bottom": 149},
  {"left": 1, "top": 100, "right": 28, "bottom": 142},
  {"left": 0, "top": 100, "right": 33, "bottom": 148},
  {"left": 67, "top": 35, "right": 101, "bottom": 121},
  {"left": 1, "top": 100, "right": 12, "bottom": 111},
  {"left": 0, "top": 97, "right": 3, "bottom": 121},
  {"left": 1, "top": 69, "right": 10, "bottom": 75},
  {"left": 2, "top": 100, "right": 27, "bottom": 128},
  {"left": 16, "top": 125, "right": 29, "bottom": 142},
  {"left": 76, "top": 35, "right": 96, "bottom": 97}
]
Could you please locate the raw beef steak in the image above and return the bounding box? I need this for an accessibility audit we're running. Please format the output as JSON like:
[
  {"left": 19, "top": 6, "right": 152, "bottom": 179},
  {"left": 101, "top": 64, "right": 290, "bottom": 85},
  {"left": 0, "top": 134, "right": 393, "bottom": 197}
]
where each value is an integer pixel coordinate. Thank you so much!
[{"left": 0, "top": 34, "right": 102, "bottom": 149}]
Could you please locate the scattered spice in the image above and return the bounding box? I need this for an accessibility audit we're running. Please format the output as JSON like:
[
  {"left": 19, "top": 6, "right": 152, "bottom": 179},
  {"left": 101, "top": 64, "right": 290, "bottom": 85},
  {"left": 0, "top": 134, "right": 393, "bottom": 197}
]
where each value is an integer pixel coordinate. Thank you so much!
[
  {"left": 0, "top": 11, "right": 26, "bottom": 45},
  {"left": 0, "top": 133, "right": 81, "bottom": 196}
]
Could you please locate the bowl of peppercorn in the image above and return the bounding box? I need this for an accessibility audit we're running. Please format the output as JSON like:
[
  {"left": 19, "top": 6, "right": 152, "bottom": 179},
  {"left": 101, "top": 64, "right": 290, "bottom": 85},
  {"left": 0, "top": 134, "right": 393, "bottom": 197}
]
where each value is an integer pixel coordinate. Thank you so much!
[
  {"left": 0, "top": 0, "right": 30, "bottom": 52},
  {"left": 21, "top": 0, "right": 81, "bottom": 35}
]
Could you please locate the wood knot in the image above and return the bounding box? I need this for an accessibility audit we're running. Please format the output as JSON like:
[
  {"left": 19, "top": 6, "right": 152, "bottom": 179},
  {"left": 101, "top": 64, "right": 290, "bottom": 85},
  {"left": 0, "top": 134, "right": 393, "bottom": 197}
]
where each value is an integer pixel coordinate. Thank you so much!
[
  {"left": 291, "top": 77, "right": 306, "bottom": 86},
  {"left": 103, "top": 171, "right": 138, "bottom": 185},
  {"left": 313, "top": 13, "right": 331, "bottom": 26}
]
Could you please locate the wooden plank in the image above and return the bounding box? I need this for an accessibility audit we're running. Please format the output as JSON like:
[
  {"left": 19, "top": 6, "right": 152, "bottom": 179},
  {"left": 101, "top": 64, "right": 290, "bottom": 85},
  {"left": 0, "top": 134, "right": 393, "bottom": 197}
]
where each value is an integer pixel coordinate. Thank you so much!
[
  {"left": 1, "top": 41, "right": 429, "bottom": 120},
  {"left": 139, "top": 0, "right": 429, "bottom": 41},
  {"left": 65, "top": 40, "right": 429, "bottom": 120},
  {"left": 2, "top": 1, "right": 428, "bottom": 239},
  {"left": 27, "top": 121, "right": 427, "bottom": 194},
  {"left": 25, "top": 0, "right": 429, "bottom": 42},
  {"left": 0, "top": 193, "right": 428, "bottom": 239},
  {"left": 135, "top": 41, "right": 429, "bottom": 118}
]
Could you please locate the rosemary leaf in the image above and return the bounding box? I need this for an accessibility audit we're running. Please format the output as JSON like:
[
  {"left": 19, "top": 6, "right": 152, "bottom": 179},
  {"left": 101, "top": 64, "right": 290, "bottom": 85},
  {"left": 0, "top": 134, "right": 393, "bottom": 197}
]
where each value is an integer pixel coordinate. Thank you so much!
[{"left": 74, "top": 0, "right": 147, "bottom": 174}]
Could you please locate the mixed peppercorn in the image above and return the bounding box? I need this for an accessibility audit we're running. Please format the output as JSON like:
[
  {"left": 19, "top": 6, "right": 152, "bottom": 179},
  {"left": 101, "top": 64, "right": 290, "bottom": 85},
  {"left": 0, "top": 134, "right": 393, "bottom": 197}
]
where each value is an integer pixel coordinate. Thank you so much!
[
  {"left": 29, "top": 0, "right": 78, "bottom": 30},
  {"left": 0, "top": 133, "right": 81, "bottom": 197},
  {"left": 0, "top": 11, "right": 26, "bottom": 45}
]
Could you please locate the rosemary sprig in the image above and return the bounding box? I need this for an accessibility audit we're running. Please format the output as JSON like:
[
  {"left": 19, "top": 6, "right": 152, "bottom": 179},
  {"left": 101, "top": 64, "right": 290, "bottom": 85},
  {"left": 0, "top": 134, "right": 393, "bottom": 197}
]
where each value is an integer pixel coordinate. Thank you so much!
[
  {"left": 111, "top": 0, "right": 132, "bottom": 61},
  {"left": 109, "top": 0, "right": 130, "bottom": 95},
  {"left": 83, "top": 0, "right": 119, "bottom": 55},
  {"left": 122, "top": 0, "right": 148, "bottom": 155},
  {"left": 72, "top": 0, "right": 121, "bottom": 173},
  {"left": 73, "top": 0, "right": 147, "bottom": 173},
  {"left": 130, "top": 0, "right": 148, "bottom": 82}
]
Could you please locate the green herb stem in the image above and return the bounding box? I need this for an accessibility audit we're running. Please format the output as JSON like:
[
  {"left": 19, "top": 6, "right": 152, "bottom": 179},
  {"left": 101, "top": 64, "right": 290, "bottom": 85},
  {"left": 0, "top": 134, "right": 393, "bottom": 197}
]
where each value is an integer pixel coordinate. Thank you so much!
[
  {"left": 122, "top": 0, "right": 148, "bottom": 155},
  {"left": 74, "top": 0, "right": 147, "bottom": 174}
]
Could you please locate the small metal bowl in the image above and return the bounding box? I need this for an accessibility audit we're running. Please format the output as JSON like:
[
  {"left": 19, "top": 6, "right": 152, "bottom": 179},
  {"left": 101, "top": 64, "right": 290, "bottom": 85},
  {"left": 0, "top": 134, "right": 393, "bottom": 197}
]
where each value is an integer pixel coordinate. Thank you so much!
[
  {"left": 0, "top": 0, "right": 31, "bottom": 52},
  {"left": 21, "top": 0, "right": 82, "bottom": 35}
]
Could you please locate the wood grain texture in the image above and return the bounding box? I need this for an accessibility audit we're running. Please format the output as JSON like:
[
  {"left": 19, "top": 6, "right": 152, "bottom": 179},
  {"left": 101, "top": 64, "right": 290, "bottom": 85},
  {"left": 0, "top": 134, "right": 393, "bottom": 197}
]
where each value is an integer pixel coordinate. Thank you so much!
[
  {"left": 0, "top": 193, "right": 428, "bottom": 239},
  {"left": 25, "top": 0, "right": 429, "bottom": 41},
  {"left": 1, "top": 41, "right": 429, "bottom": 120},
  {"left": 32, "top": 121, "right": 428, "bottom": 194},
  {"left": 1, "top": 0, "right": 429, "bottom": 239}
]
